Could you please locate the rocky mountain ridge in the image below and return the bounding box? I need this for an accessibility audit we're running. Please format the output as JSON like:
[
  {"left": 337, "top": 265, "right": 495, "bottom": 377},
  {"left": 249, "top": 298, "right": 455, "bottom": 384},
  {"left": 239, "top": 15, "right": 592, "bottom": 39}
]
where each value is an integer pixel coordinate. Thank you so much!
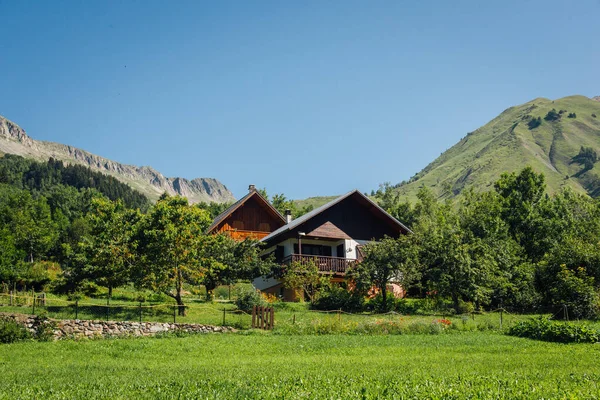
[{"left": 0, "top": 115, "right": 235, "bottom": 203}]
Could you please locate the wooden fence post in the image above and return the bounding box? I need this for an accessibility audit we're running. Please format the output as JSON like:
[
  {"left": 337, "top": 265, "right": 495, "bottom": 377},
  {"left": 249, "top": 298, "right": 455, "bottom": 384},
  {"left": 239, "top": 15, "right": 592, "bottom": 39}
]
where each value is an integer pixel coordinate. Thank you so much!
[
  {"left": 270, "top": 306, "right": 274, "bottom": 330},
  {"left": 252, "top": 306, "right": 256, "bottom": 328}
]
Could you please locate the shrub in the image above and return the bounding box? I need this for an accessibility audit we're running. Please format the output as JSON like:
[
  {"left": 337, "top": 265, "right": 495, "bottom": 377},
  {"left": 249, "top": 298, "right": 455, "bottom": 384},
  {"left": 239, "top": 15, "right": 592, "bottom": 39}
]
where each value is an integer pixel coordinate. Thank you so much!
[
  {"left": 508, "top": 316, "right": 600, "bottom": 343},
  {"left": 544, "top": 109, "right": 561, "bottom": 121},
  {"left": 527, "top": 116, "right": 542, "bottom": 129},
  {"left": 0, "top": 319, "right": 31, "bottom": 344},
  {"left": 567, "top": 112, "right": 577, "bottom": 118},
  {"left": 32, "top": 315, "right": 56, "bottom": 342},
  {"left": 312, "top": 286, "right": 365, "bottom": 312},
  {"left": 592, "top": 114, "right": 597, "bottom": 118},
  {"left": 548, "top": 266, "right": 600, "bottom": 320},
  {"left": 394, "top": 299, "right": 421, "bottom": 314},
  {"left": 234, "top": 286, "right": 266, "bottom": 312},
  {"left": 366, "top": 293, "right": 396, "bottom": 313}
]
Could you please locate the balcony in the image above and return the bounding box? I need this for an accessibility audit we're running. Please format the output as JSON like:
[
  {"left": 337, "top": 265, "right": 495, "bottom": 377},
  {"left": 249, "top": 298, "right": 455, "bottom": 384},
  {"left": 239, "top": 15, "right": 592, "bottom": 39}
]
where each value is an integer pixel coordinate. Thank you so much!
[
  {"left": 226, "top": 230, "right": 271, "bottom": 241},
  {"left": 282, "top": 254, "right": 355, "bottom": 275}
]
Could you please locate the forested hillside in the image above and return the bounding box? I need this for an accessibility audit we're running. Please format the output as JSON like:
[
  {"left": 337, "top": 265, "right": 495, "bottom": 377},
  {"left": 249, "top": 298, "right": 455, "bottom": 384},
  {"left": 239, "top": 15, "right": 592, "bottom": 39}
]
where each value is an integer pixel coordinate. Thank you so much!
[{"left": 0, "top": 154, "right": 150, "bottom": 210}]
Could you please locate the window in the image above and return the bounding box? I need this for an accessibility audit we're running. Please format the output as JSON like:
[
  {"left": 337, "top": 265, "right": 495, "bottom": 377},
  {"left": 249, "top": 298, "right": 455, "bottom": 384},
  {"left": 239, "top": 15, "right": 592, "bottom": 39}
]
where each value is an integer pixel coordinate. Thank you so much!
[{"left": 294, "top": 244, "right": 332, "bottom": 256}]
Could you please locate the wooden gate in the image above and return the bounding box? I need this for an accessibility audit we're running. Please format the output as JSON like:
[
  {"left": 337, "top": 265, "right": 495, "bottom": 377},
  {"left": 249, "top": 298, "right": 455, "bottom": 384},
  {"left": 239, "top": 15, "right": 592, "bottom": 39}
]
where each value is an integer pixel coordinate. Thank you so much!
[{"left": 252, "top": 306, "right": 274, "bottom": 330}]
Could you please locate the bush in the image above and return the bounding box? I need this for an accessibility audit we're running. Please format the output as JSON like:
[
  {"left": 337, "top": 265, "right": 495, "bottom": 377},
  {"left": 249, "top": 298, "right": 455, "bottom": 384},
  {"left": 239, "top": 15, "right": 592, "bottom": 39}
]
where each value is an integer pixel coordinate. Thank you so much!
[
  {"left": 312, "top": 286, "right": 365, "bottom": 312},
  {"left": 548, "top": 266, "right": 600, "bottom": 320},
  {"left": 32, "top": 315, "right": 56, "bottom": 341},
  {"left": 592, "top": 114, "right": 597, "bottom": 118},
  {"left": 567, "top": 113, "right": 577, "bottom": 118},
  {"left": 234, "top": 286, "right": 266, "bottom": 312},
  {"left": 0, "top": 319, "right": 31, "bottom": 344},
  {"left": 527, "top": 116, "right": 542, "bottom": 130},
  {"left": 366, "top": 293, "right": 396, "bottom": 313},
  {"left": 544, "top": 109, "right": 561, "bottom": 121},
  {"left": 508, "top": 316, "right": 600, "bottom": 343}
]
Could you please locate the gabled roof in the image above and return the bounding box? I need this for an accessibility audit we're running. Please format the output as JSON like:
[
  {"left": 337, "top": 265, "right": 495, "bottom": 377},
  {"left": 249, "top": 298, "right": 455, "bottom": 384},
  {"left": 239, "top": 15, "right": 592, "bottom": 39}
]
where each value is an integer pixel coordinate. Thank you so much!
[
  {"left": 207, "top": 190, "right": 286, "bottom": 233},
  {"left": 260, "top": 190, "right": 411, "bottom": 243}
]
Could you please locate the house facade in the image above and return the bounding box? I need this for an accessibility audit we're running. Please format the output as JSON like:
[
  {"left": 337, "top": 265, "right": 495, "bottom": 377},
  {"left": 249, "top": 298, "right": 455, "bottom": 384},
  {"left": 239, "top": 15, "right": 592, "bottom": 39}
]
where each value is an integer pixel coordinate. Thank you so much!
[
  {"left": 206, "top": 185, "right": 286, "bottom": 241},
  {"left": 253, "top": 190, "right": 411, "bottom": 301}
]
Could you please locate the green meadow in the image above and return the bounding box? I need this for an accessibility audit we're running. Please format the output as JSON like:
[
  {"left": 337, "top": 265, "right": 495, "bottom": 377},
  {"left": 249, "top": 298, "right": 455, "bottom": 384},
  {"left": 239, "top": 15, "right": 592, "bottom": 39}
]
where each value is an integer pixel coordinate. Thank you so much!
[{"left": 1, "top": 333, "right": 599, "bottom": 399}]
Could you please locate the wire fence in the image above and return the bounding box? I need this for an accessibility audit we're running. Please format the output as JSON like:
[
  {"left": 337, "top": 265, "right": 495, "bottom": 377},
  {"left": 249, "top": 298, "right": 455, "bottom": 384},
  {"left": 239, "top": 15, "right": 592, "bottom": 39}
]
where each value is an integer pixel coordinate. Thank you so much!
[
  {"left": 0, "top": 291, "right": 253, "bottom": 328},
  {"left": 0, "top": 291, "right": 575, "bottom": 333}
]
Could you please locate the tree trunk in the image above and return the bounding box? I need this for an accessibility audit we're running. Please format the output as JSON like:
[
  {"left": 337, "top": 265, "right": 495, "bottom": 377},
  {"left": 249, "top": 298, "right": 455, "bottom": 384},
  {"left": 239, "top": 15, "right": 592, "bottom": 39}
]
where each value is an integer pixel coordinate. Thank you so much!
[
  {"left": 451, "top": 292, "right": 460, "bottom": 314},
  {"left": 175, "top": 292, "right": 185, "bottom": 316},
  {"left": 205, "top": 283, "right": 216, "bottom": 301},
  {"left": 381, "top": 283, "right": 388, "bottom": 313},
  {"left": 175, "top": 266, "right": 186, "bottom": 316},
  {"left": 108, "top": 286, "right": 113, "bottom": 298}
]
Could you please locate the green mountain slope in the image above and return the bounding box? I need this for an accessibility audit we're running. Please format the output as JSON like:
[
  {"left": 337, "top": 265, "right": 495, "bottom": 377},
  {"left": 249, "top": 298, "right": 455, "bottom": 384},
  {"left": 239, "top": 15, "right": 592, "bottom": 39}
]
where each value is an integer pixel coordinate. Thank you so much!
[{"left": 394, "top": 95, "right": 600, "bottom": 201}]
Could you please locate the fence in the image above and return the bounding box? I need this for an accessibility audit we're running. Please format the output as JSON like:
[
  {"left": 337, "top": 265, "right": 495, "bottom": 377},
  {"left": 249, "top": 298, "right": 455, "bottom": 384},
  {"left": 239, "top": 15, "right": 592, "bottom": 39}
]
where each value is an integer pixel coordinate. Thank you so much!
[
  {"left": 0, "top": 291, "right": 252, "bottom": 328},
  {"left": 252, "top": 306, "right": 274, "bottom": 330}
]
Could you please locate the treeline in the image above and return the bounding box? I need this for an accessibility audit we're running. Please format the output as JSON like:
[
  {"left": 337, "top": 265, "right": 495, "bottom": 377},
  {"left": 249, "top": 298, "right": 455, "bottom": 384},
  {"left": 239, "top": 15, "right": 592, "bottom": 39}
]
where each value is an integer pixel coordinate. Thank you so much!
[
  {"left": 0, "top": 189, "right": 271, "bottom": 315},
  {"left": 0, "top": 154, "right": 150, "bottom": 210},
  {"left": 352, "top": 167, "right": 600, "bottom": 319}
]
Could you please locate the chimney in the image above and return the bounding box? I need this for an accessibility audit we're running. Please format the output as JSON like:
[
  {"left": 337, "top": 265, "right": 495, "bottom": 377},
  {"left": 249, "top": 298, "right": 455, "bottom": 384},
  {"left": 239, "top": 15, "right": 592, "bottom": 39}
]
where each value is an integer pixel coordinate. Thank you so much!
[
  {"left": 248, "top": 184, "right": 256, "bottom": 192},
  {"left": 285, "top": 209, "right": 292, "bottom": 224}
]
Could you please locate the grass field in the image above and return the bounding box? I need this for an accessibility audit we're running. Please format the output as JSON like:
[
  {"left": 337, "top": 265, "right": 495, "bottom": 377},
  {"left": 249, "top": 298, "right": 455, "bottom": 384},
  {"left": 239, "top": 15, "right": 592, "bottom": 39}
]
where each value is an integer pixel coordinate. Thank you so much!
[
  {"left": 0, "top": 291, "right": 551, "bottom": 334},
  {"left": 1, "top": 333, "right": 599, "bottom": 399}
]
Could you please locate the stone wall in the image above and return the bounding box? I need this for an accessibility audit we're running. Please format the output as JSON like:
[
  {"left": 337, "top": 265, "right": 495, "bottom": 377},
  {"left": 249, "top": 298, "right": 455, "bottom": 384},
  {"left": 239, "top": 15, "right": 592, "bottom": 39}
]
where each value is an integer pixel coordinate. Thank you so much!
[{"left": 0, "top": 312, "right": 235, "bottom": 340}]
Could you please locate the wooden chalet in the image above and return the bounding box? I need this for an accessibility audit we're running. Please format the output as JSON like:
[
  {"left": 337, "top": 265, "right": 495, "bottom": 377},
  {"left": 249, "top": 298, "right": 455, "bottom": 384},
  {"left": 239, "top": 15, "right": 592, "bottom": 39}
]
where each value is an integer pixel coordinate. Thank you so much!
[
  {"left": 207, "top": 185, "right": 286, "bottom": 241},
  {"left": 253, "top": 190, "right": 411, "bottom": 301}
]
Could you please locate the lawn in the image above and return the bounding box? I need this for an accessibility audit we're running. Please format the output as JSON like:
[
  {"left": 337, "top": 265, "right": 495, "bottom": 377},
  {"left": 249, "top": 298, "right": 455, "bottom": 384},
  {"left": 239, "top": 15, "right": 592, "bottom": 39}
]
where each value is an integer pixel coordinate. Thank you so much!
[{"left": 0, "top": 333, "right": 599, "bottom": 399}]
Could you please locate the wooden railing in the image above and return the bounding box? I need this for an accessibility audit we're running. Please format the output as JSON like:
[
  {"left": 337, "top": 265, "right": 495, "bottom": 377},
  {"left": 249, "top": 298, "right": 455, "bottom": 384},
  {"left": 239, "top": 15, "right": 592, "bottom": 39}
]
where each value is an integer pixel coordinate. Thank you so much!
[
  {"left": 282, "top": 254, "right": 355, "bottom": 275},
  {"left": 226, "top": 230, "right": 270, "bottom": 241}
]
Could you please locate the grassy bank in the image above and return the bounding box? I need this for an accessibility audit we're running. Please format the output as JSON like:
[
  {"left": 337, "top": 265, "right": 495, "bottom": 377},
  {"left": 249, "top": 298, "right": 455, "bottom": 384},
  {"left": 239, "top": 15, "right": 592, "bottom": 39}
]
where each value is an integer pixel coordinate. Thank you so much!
[{"left": 1, "top": 333, "right": 599, "bottom": 399}]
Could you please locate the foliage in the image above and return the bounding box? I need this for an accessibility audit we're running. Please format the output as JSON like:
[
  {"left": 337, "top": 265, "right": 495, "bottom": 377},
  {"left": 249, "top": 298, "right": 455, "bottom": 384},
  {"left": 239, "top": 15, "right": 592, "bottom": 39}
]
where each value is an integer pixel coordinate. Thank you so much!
[
  {"left": 70, "top": 198, "right": 141, "bottom": 296},
  {"left": 0, "top": 318, "right": 31, "bottom": 343},
  {"left": 544, "top": 108, "right": 561, "bottom": 121},
  {"left": 195, "top": 201, "right": 232, "bottom": 220},
  {"left": 197, "top": 234, "right": 271, "bottom": 300},
  {"left": 311, "top": 285, "right": 365, "bottom": 312},
  {"left": 281, "top": 260, "right": 330, "bottom": 302},
  {"left": 0, "top": 154, "right": 150, "bottom": 211},
  {"left": 508, "top": 316, "right": 599, "bottom": 343},
  {"left": 568, "top": 112, "right": 577, "bottom": 118},
  {"left": 572, "top": 146, "right": 597, "bottom": 171},
  {"left": 234, "top": 285, "right": 267, "bottom": 312},
  {"left": 527, "top": 116, "right": 542, "bottom": 129},
  {"left": 259, "top": 189, "right": 314, "bottom": 218},
  {"left": 134, "top": 195, "right": 211, "bottom": 315},
  {"left": 349, "top": 235, "right": 420, "bottom": 312}
]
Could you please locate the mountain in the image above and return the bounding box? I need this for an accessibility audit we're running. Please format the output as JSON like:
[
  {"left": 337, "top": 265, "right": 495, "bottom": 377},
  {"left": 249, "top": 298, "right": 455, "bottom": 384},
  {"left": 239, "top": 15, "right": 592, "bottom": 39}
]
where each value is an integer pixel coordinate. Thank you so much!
[
  {"left": 0, "top": 115, "right": 235, "bottom": 203},
  {"left": 393, "top": 95, "right": 600, "bottom": 201}
]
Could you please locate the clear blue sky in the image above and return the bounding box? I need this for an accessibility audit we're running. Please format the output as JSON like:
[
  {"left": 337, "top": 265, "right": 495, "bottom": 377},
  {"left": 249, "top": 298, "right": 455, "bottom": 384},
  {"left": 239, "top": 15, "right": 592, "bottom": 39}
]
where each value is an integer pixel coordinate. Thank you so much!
[{"left": 1, "top": 1, "right": 599, "bottom": 199}]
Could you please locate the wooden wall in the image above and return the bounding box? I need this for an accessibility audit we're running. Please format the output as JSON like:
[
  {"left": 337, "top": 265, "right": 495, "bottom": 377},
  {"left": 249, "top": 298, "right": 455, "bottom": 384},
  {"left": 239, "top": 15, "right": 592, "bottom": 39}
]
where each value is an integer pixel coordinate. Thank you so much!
[{"left": 217, "top": 195, "right": 284, "bottom": 234}]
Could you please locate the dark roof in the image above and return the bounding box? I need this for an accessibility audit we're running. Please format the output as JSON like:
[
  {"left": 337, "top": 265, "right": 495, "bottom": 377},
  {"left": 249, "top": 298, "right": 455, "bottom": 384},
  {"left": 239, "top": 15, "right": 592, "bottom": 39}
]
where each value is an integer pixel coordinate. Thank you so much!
[
  {"left": 260, "top": 190, "right": 411, "bottom": 243},
  {"left": 206, "top": 190, "right": 286, "bottom": 233}
]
